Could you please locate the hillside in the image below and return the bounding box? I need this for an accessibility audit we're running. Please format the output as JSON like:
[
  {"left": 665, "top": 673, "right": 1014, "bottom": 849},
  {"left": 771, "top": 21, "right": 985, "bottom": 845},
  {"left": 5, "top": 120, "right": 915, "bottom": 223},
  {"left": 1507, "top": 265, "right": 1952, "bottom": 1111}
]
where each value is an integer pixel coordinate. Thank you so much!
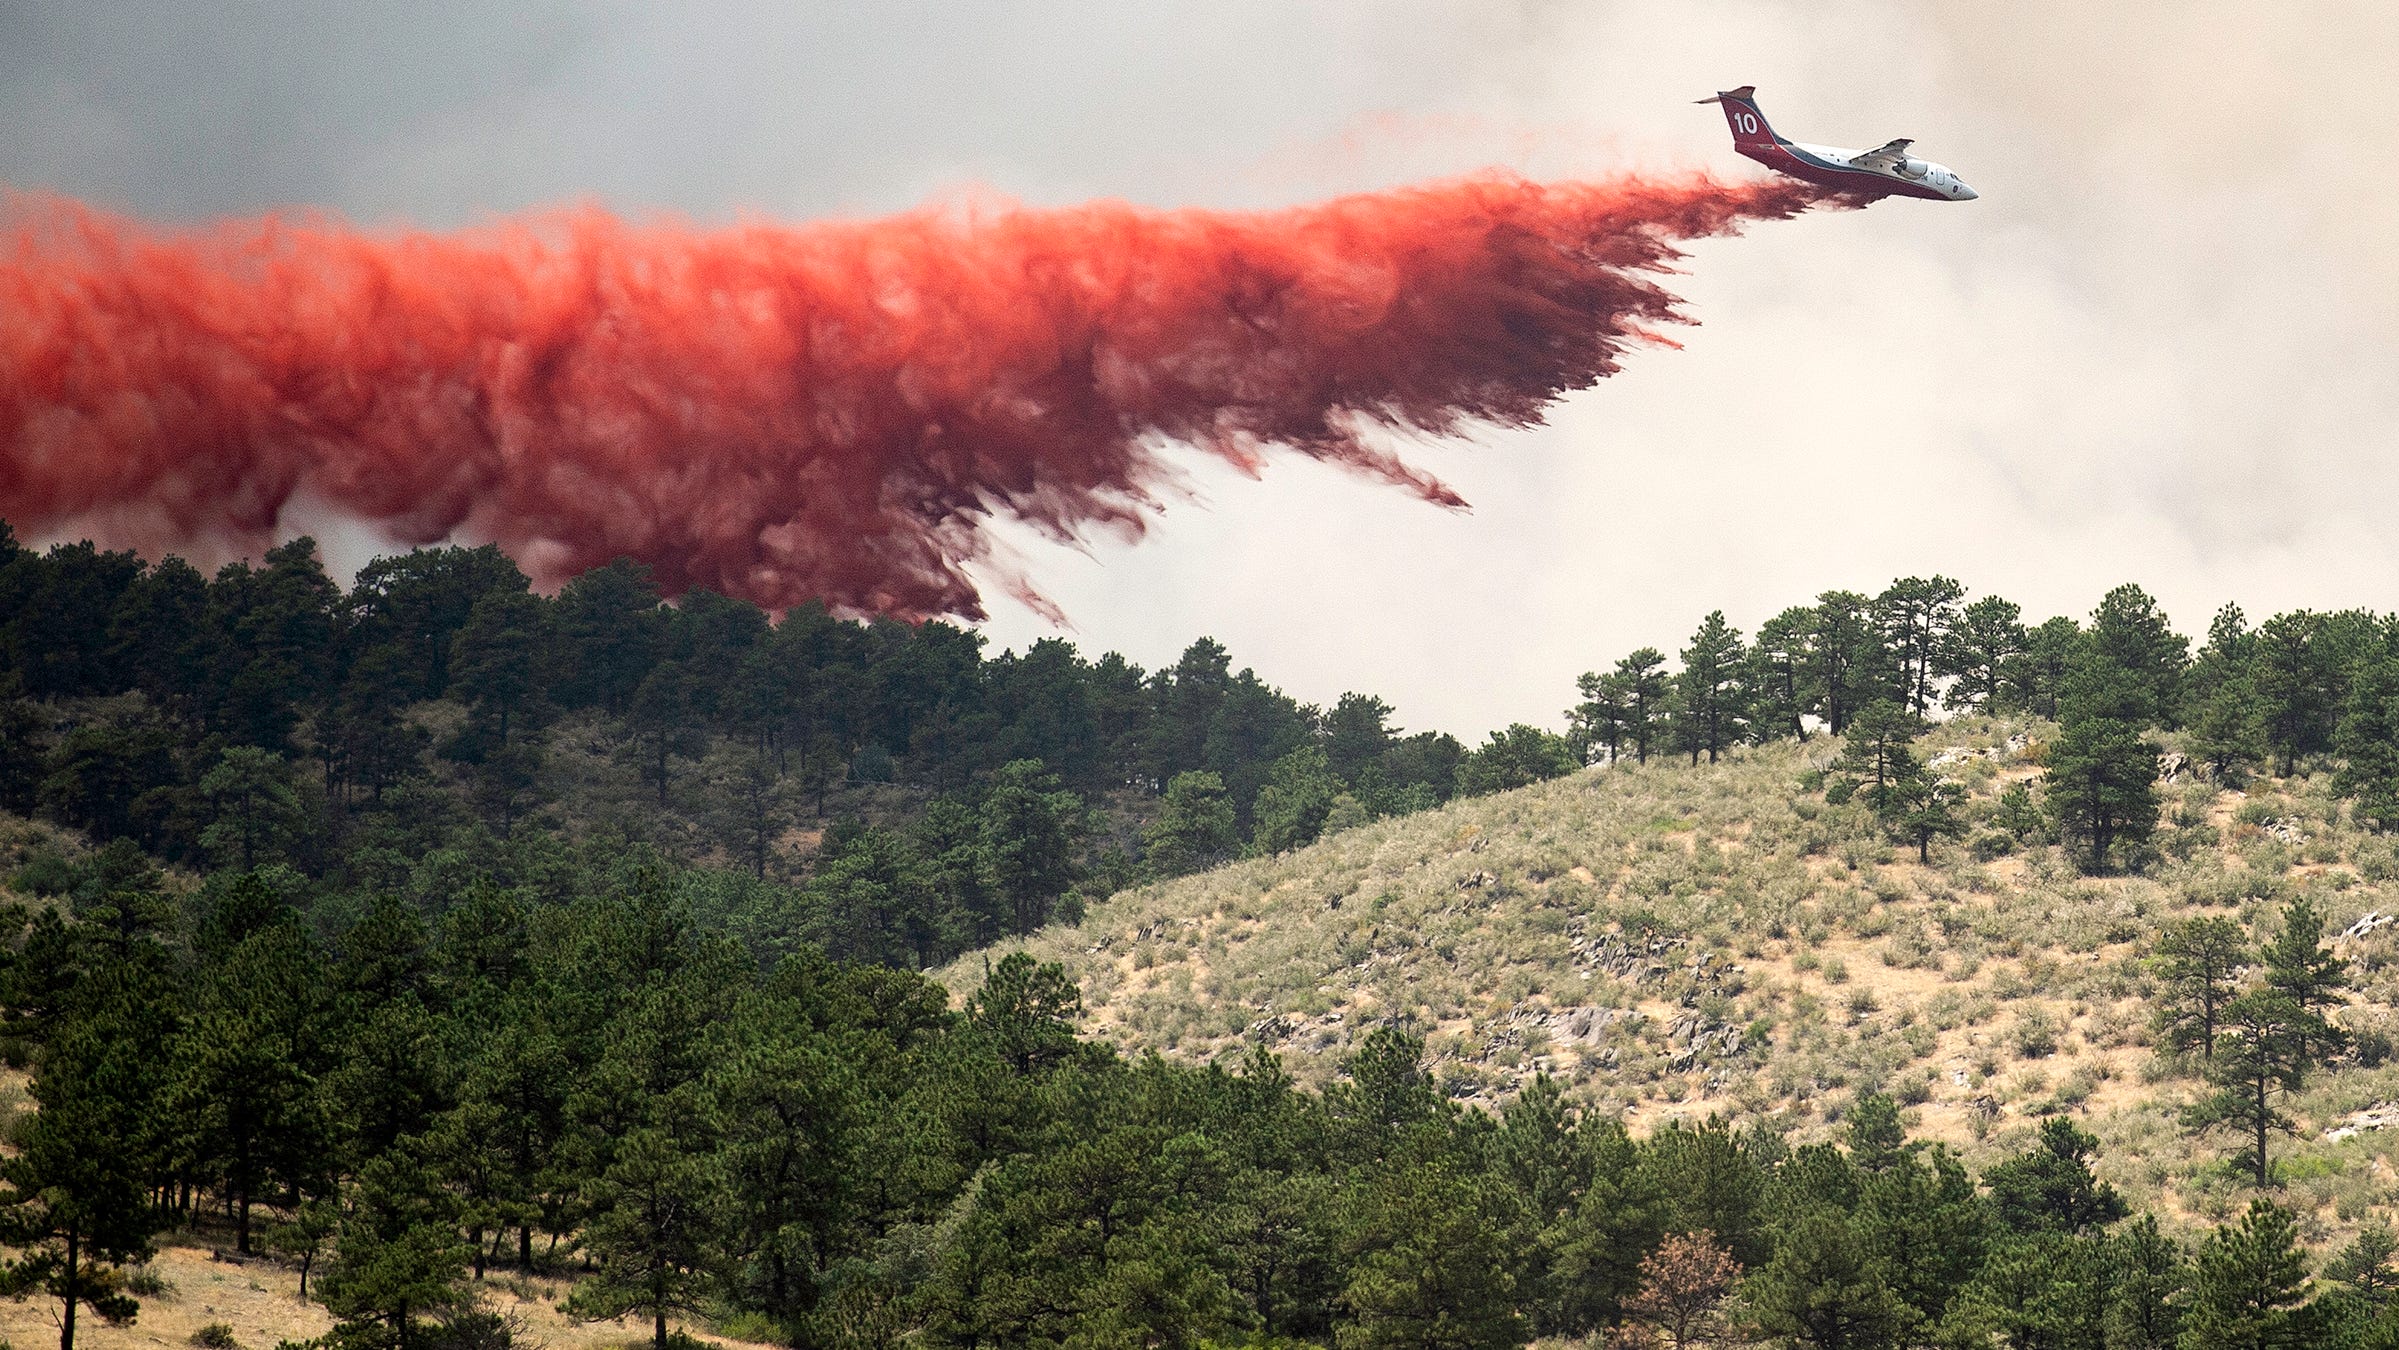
[
  {"left": 0, "top": 1226, "right": 780, "bottom": 1350},
  {"left": 941, "top": 716, "right": 2399, "bottom": 1237}
]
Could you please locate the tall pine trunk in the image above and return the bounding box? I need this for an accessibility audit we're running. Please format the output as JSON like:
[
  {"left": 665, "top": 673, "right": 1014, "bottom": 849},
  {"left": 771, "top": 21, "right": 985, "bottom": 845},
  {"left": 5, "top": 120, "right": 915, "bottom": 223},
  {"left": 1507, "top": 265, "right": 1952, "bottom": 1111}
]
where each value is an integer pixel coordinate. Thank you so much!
[
  {"left": 2253, "top": 1074, "right": 2271, "bottom": 1188},
  {"left": 60, "top": 1229, "right": 79, "bottom": 1350}
]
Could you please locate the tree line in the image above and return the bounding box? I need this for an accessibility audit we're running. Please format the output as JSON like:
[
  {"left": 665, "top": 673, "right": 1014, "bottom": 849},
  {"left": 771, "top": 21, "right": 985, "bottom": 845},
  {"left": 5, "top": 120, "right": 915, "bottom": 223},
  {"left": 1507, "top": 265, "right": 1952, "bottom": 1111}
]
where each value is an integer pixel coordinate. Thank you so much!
[
  {"left": 22, "top": 525, "right": 2399, "bottom": 951},
  {"left": 1568, "top": 578, "right": 2399, "bottom": 873},
  {"left": 0, "top": 524, "right": 1500, "bottom": 970},
  {"left": 9, "top": 858, "right": 2399, "bottom": 1350}
]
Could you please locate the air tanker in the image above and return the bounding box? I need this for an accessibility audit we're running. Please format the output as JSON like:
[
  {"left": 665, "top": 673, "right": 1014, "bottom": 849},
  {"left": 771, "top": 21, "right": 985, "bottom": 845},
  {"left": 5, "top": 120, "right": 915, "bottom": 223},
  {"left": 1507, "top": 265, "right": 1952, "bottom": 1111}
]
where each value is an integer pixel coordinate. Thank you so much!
[{"left": 1699, "top": 86, "right": 1977, "bottom": 201}]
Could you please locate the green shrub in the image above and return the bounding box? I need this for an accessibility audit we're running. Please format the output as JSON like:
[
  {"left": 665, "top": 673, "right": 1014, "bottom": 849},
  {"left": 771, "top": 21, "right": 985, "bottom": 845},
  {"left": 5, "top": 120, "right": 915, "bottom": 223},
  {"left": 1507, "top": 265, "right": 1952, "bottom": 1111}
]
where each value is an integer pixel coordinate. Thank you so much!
[
  {"left": 1970, "top": 831, "right": 2016, "bottom": 861},
  {"left": 2012, "top": 1009, "right": 2059, "bottom": 1059},
  {"left": 2234, "top": 796, "right": 2289, "bottom": 828},
  {"left": 7, "top": 849, "right": 75, "bottom": 897},
  {"left": 714, "top": 1311, "right": 784, "bottom": 1345}
]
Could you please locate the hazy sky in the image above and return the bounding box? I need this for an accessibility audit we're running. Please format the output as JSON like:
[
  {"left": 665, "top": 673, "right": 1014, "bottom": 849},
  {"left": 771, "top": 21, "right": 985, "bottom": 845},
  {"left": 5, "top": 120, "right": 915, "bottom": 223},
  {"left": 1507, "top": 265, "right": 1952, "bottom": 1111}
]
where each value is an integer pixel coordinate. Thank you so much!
[{"left": 5, "top": 2, "right": 2395, "bottom": 737}]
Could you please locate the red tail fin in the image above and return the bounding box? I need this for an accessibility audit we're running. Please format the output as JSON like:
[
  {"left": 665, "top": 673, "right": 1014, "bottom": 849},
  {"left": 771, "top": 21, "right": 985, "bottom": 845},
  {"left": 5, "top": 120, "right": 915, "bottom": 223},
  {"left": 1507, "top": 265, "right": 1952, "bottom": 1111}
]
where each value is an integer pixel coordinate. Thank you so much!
[{"left": 1700, "top": 87, "right": 1781, "bottom": 152}]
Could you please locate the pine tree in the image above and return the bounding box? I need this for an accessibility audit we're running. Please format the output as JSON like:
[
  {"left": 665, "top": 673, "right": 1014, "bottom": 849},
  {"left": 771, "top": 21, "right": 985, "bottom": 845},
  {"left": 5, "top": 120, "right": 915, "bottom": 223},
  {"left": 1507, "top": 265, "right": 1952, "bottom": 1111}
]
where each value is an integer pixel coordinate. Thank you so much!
[
  {"left": 2181, "top": 1200, "right": 2322, "bottom": 1350},
  {"left": 567, "top": 1123, "right": 725, "bottom": 1350},
  {"left": 1845, "top": 1092, "right": 1908, "bottom": 1175},
  {"left": 2336, "top": 649, "right": 2399, "bottom": 831},
  {"left": 626, "top": 660, "right": 703, "bottom": 806},
  {"left": 0, "top": 992, "right": 172, "bottom": 1350},
  {"left": 1981, "top": 1118, "right": 2127, "bottom": 1236},
  {"left": 1938, "top": 594, "right": 2026, "bottom": 715},
  {"left": 1251, "top": 744, "right": 1343, "bottom": 854},
  {"left": 1673, "top": 612, "right": 1748, "bottom": 766},
  {"left": 1324, "top": 692, "right": 1399, "bottom": 785},
  {"left": 266, "top": 1199, "right": 340, "bottom": 1301},
  {"left": 2151, "top": 917, "right": 2250, "bottom": 1059},
  {"left": 967, "top": 953, "right": 1082, "bottom": 1077},
  {"left": 978, "top": 760, "right": 1083, "bottom": 935},
  {"left": 2084, "top": 583, "right": 2189, "bottom": 729},
  {"left": 1743, "top": 1209, "right": 1912, "bottom": 1350},
  {"left": 1749, "top": 606, "right": 1819, "bottom": 742},
  {"left": 168, "top": 908, "right": 329, "bottom": 1255},
  {"left": 1876, "top": 576, "right": 1965, "bottom": 718},
  {"left": 1885, "top": 771, "right": 1967, "bottom": 864},
  {"left": 2104, "top": 1214, "right": 2187, "bottom": 1350},
  {"left": 320, "top": 1142, "right": 470, "bottom": 1350},
  {"left": 2326, "top": 1222, "right": 2399, "bottom": 1314},
  {"left": 1829, "top": 700, "right": 1922, "bottom": 814},
  {"left": 1807, "top": 591, "right": 1891, "bottom": 735},
  {"left": 197, "top": 746, "right": 307, "bottom": 872},
  {"left": 1144, "top": 771, "right": 1238, "bottom": 875},
  {"left": 550, "top": 558, "right": 665, "bottom": 715},
  {"left": 320, "top": 649, "right": 429, "bottom": 806},
  {"left": 1336, "top": 1156, "right": 1524, "bottom": 1350},
  {"left": 1956, "top": 1231, "right": 2111, "bottom": 1350},
  {"left": 1454, "top": 725, "right": 1576, "bottom": 797},
  {"left": 2253, "top": 611, "right": 2341, "bottom": 777},
  {"left": 2001, "top": 615, "right": 2083, "bottom": 719},
  {"left": 2184, "top": 991, "right": 2314, "bottom": 1188},
  {"left": 2259, "top": 898, "right": 2350, "bottom": 1062},
  {"left": 1327, "top": 1026, "right": 1444, "bottom": 1163},
  {"left": 2188, "top": 603, "right": 2268, "bottom": 782},
  {"left": 1543, "top": 1121, "right": 1666, "bottom": 1333},
  {"left": 1568, "top": 669, "right": 1631, "bottom": 763},
  {"left": 341, "top": 543, "right": 524, "bottom": 696},
  {"left": 448, "top": 587, "right": 553, "bottom": 748},
  {"left": 705, "top": 1000, "right": 858, "bottom": 1330},
  {"left": 2045, "top": 648, "right": 2162, "bottom": 873},
  {"left": 1612, "top": 649, "right": 1671, "bottom": 765}
]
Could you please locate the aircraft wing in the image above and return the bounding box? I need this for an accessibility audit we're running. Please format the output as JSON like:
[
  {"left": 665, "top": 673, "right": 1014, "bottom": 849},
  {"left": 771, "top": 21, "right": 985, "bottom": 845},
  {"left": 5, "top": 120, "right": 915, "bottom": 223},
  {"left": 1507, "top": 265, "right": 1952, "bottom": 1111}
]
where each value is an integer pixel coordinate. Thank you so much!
[{"left": 1849, "top": 137, "right": 1914, "bottom": 172}]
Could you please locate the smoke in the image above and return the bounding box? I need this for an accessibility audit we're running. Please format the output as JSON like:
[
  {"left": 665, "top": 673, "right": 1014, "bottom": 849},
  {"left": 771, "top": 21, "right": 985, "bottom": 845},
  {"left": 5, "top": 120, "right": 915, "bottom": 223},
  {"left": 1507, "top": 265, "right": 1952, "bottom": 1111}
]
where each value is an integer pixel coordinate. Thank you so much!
[{"left": 2, "top": 173, "right": 1845, "bottom": 617}]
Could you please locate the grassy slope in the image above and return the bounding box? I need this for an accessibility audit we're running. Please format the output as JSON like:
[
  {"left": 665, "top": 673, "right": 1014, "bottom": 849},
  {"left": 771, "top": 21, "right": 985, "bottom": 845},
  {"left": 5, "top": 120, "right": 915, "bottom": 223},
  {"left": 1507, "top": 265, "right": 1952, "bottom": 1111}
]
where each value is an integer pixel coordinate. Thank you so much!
[
  {"left": 939, "top": 716, "right": 2399, "bottom": 1243},
  {"left": 0, "top": 1229, "right": 780, "bottom": 1350}
]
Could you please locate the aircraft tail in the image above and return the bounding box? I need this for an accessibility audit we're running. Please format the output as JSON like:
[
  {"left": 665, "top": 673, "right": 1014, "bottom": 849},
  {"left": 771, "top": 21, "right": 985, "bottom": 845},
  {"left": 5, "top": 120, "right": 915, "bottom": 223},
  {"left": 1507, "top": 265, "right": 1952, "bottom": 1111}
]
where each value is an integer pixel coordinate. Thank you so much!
[{"left": 1696, "top": 86, "right": 1782, "bottom": 153}]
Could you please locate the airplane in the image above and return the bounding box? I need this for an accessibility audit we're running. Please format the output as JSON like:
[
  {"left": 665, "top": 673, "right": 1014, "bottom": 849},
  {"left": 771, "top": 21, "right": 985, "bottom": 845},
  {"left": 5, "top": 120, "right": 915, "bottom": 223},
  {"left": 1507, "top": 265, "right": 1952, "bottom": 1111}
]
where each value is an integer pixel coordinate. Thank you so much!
[{"left": 1697, "top": 86, "right": 1977, "bottom": 201}]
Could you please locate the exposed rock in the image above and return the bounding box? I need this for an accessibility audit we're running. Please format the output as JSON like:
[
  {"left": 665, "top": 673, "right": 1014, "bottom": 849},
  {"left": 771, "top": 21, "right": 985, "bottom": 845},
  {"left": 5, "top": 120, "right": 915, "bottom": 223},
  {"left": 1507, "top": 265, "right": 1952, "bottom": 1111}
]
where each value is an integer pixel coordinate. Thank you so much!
[
  {"left": 2343, "top": 912, "right": 2395, "bottom": 942},
  {"left": 1656, "top": 1013, "right": 1743, "bottom": 1072},
  {"left": 2327, "top": 1101, "right": 2399, "bottom": 1142},
  {"left": 1572, "top": 931, "right": 1681, "bottom": 981}
]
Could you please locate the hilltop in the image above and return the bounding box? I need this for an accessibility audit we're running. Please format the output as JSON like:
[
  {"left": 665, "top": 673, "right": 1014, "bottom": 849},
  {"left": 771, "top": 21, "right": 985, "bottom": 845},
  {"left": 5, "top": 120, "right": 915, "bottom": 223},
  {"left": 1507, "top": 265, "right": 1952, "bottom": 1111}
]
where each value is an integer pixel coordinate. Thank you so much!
[{"left": 941, "top": 716, "right": 2399, "bottom": 1236}]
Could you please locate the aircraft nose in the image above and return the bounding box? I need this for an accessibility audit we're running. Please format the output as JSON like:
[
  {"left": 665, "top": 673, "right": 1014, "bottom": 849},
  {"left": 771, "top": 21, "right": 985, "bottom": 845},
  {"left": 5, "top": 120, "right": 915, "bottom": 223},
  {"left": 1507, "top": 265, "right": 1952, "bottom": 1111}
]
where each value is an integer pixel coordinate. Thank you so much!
[{"left": 1956, "top": 182, "right": 1979, "bottom": 200}]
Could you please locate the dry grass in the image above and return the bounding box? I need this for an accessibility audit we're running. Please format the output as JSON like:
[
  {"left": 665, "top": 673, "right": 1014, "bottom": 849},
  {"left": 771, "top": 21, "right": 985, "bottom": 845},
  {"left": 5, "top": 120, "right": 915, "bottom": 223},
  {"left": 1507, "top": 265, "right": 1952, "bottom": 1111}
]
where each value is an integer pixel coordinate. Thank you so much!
[
  {"left": 938, "top": 717, "right": 2399, "bottom": 1243},
  {"left": 0, "top": 1239, "right": 782, "bottom": 1350}
]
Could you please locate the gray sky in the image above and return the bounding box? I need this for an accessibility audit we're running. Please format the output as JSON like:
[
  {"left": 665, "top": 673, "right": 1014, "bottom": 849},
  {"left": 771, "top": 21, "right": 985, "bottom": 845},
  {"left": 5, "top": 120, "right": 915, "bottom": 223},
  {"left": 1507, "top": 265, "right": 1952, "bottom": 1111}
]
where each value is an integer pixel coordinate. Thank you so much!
[{"left": 6, "top": 2, "right": 2395, "bottom": 737}]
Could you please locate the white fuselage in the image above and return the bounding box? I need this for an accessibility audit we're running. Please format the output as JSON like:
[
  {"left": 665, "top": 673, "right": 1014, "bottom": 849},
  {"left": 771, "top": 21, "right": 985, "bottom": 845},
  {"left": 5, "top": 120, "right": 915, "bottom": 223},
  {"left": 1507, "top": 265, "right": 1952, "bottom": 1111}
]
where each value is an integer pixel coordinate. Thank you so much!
[{"left": 1780, "top": 140, "right": 1978, "bottom": 201}]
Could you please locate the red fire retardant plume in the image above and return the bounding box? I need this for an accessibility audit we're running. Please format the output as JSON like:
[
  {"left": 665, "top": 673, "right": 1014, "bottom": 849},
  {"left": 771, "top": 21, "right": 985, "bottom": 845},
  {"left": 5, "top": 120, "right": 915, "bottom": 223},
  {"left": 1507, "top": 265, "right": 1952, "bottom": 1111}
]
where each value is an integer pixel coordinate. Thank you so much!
[{"left": 1, "top": 174, "right": 1844, "bottom": 618}]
